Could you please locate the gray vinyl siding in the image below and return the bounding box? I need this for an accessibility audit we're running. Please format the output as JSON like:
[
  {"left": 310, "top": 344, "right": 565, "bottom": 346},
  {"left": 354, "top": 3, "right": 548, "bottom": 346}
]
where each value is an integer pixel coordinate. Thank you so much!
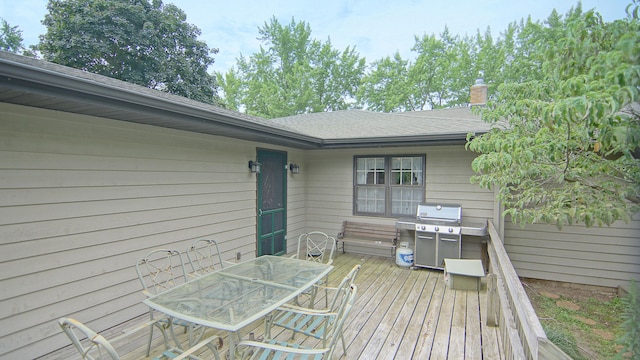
[
  {"left": 284, "top": 149, "right": 307, "bottom": 251},
  {"left": 0, "top": 103, "right": 282, "bottom": 359},
  {"left": 299, "top": 146, "right": 494, "bottom": 258},
  {"left": 3, "top": 99, "right": 639, "bottom": 359},
  {"left": 504, "top": 218, "right": 640, "bottom": 288}
]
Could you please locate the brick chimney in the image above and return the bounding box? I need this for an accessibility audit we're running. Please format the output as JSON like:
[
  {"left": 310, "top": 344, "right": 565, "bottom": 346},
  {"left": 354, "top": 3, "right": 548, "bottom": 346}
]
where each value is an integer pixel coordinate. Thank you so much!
[{"left": 470, "top": 76, "right": 488, "bottom": 107}]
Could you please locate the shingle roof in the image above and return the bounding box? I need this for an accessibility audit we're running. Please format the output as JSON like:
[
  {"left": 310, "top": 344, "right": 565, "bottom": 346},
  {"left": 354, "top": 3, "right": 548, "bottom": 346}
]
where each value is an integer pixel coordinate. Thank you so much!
[
  {"left": 270, "top": 107, "right": 489, "bottom": 140},
  {"left": 1, "top": 51, "right": 491, "bottom": 149}
]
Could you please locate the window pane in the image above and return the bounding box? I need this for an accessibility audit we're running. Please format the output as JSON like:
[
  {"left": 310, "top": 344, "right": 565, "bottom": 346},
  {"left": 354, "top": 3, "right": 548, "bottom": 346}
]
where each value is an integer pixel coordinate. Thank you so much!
[
  {"left": 391, "top": 187, "right": 423, "bottom": 216},
  {"left": 356, "top": 187, "right": 385, "bottom": 214},
  {"left": 356, "top": 157, "right": 385, "bottom": 185},
  {"left": 391, "top": 156, "right": 423, "bottom": 185}
]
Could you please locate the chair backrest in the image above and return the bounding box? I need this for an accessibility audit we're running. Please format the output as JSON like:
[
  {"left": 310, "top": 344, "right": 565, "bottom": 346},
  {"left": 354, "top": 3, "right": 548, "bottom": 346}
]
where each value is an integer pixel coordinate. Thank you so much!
[
  {"left": 58, "top": 317, "right": 120, "bottom": 360},
  {"left": 328, "top": 264, "right": 361, "bottom": 312},
  {"left": 186, "top": 239, "right": 224, "bottom": 276},
  {"left": 135, "top": 249, "right": 188, "bottom": 297},
  {"left": 325, "top": 284, "right": 358, "bottom": 358},
  {"left": 296, "top": 232, "right": 336, "bottom": 265}
]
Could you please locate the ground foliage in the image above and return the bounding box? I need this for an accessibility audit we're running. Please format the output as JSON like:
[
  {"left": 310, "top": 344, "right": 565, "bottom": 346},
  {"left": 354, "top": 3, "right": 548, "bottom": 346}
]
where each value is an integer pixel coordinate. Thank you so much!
[
  {"left": 616, "top": 282, "right": 640, "bottom": 359},
  {"left": 466, "top": 2, "right": 640, "bottom": 228},
  {"left": 524, "top": 279, "right": 625, "bottom": 359}
]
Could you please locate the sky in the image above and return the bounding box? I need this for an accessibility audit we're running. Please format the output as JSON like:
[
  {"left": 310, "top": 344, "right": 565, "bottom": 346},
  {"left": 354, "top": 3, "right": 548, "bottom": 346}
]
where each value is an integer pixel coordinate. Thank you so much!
[{"left": 0, "top": 0, "right": 630, "bottom": 73}]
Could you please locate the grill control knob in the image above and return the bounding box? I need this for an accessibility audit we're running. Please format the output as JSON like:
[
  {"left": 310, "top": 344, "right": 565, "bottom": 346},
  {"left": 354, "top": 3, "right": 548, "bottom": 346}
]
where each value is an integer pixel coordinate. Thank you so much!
[
  {"left": 448, "top": 227, "right": 454, "bottom": 233},
  {"left": 421, "top": 225, "right": 426, "bottom": 231},
  {"left": 434, "top": 226, "right": 439, "bottom": 232}
]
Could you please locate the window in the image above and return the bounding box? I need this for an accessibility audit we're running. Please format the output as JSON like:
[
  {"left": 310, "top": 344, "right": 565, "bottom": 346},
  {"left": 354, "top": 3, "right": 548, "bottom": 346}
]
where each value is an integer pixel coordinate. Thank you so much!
[{"left": 354, "top": 155, "right": 425, "bottom": 217}]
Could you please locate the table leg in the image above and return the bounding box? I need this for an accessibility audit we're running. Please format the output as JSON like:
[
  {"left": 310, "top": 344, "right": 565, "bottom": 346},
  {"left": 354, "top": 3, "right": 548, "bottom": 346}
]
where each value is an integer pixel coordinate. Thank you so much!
[{"left": 226, "top": 331, "right": 243, "bottom": 360}]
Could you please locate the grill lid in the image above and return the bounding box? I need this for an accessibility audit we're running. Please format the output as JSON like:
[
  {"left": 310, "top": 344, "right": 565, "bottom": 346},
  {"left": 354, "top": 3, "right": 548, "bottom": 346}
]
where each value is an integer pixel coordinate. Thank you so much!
[{"left": 416, "top": 203, "right": 462, "bottom": 225}]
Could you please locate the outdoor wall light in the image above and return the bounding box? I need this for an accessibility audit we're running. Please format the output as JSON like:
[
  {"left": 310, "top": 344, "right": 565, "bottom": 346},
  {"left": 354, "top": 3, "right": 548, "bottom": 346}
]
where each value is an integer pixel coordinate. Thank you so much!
[
  {"left": 289, "top": 163, "right": 300, "bottom": 174},
  {"left": 248, "top": 160, "right": 262, "bottom": 174}
]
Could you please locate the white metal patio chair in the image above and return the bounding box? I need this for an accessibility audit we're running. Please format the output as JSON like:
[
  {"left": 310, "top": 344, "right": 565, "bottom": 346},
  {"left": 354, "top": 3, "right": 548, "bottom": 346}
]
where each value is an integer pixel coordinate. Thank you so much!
[
  {"left": 185, "top": 239, "right": 242, "bottom": 308},
  {"left": 135, "top": 248, "right": 204, "bottom": 355},
  {"left": 58, "top": 317, "right": 221, "bottom": 360},
  {"left": 185, "top": 239, "right": 226, "bottom": 277},
  {"left": 291, "top": 231, "right": 336, "bottom": 308},
  {"left": 236, "top": 284, "right": 357, "bottom": 360},
  {"left": 265, "top": 264, "right": 361, "bottom": 355}
]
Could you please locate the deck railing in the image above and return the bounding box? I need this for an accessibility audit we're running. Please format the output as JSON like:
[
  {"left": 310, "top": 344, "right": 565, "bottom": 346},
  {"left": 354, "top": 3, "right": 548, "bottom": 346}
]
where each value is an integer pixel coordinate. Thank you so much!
[{"left": 485, "top": 220, "right": 571, "bottom": 360}]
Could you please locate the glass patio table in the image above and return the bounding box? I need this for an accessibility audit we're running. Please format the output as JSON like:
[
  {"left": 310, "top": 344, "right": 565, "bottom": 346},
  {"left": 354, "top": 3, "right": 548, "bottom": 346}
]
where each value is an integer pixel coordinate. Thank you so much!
[{"left": 143, "top": 255, "right": 333, "bottom": 360}]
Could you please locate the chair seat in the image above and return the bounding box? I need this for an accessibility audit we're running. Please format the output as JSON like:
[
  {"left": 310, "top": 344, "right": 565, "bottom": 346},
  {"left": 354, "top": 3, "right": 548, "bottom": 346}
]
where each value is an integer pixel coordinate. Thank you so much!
[
  {"left": 265, "top": 264, "right": 360, "bottom": 357},
  {"left": 270, "top": 308, "right": 334, "bottom": 340},
  {"left": 237, "top": 338, "right": 327, "bottom": 360},
  {"left": 241, "top": 284, "right": 357, "bottom": 360}
]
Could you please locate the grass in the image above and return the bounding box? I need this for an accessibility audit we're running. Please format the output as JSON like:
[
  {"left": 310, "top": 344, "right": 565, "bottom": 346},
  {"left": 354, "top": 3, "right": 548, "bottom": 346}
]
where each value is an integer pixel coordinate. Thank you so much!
[{"left": 524, "top": 281, "right": 625, "bottom": 359}]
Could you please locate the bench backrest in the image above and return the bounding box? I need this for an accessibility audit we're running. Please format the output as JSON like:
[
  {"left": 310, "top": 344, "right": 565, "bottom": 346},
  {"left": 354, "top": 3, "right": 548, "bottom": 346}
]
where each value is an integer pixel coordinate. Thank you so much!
[{"left": 339, "top": 221, "right": 398, "bottom": 242}]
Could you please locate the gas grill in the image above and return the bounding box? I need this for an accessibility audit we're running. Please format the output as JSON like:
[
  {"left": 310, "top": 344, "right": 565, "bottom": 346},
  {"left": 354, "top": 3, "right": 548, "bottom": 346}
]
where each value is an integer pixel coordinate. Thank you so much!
[
  {"left": 394, "top": 202, "right": 488, "bottom": 270},
  {"left": 413, "top": 203, "right": 462, "bottom": 269},
  {"left": 415, "top": 203, "right": 462, "bottom": 234}
]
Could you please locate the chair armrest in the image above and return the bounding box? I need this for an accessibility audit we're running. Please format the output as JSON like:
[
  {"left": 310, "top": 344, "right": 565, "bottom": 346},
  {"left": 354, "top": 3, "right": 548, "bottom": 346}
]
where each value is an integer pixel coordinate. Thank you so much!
[
  {"left": 277, "top": 303, "right": 333, "bottom": 314},
  {"left": 222, "top": 260, "right": 236, "bottom": 267},
  {"left": 110, "top": 318, "right": 166, "bottom": 342},
  {"left": 236, "top": 340, "right": 328, "bottom": 358},
  {"left": 172, "top": 335, "right": 222, "bottom": 360}
]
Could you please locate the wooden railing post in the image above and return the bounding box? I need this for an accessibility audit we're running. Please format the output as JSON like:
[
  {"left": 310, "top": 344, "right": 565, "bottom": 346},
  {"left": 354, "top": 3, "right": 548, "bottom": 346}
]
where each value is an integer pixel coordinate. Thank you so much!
[{"left": 487, "top": 273, "right": 498, "bottom": 327}]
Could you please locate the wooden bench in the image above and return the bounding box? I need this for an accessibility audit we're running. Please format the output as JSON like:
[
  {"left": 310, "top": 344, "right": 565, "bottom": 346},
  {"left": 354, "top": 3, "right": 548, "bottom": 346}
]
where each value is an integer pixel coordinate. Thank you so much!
[{"left": 337, "top": 221, "right": 399, "bottom": 258}]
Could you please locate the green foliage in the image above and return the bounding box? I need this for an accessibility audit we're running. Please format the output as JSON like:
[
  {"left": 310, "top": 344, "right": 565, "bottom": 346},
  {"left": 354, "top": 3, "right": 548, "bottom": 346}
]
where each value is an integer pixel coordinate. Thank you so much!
[
  {"left": 466, "top": 2, "right": 640, "bottom": 227},
  {"left": 217, "top": 17, "right": 365, "bottom": 118},
  {"left": 359, "top": 27, "right": 480, "bottom": 111},
  {"left": 38, "top": 0, "right": 219, "bottom": 104},
  {"left": 358, "top": 52, "right": 413, "bottom": 112},
  {"left": 543, "top": 324, "right": 584, "bottom": 360},
  {"left": 0, "top": 18, "right": 24, "bottom": 53},
  {"left": 616, "top": 281, "right": 640, "bottom": 359}
]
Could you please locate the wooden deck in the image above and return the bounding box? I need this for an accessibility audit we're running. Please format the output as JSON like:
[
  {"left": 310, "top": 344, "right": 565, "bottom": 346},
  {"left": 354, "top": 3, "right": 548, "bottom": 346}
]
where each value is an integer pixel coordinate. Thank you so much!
[{"left": 52, "top": 253, "right": 504, "bottom": 359}]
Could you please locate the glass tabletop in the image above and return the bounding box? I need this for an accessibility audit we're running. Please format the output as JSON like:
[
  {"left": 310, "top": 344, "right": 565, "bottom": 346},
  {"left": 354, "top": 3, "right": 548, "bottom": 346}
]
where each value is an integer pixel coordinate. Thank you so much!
[{"left": 143, "top": 255, "right": 333, "bottom": 331}]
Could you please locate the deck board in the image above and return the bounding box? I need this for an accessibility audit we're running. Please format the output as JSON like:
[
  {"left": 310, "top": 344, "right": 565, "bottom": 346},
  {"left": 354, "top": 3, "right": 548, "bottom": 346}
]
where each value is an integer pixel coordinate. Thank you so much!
[
  {"left": 448, "top": 291, "right": 468, "bottom": 359},
  {"left": 465, "top": 291, "right": 483, "bottom": 359},
  {"left": 430, "top": 285, "right": 455, "bottom": 360},
  {"left": 45, "top": 253, "right": 503, "bottom": 359}
]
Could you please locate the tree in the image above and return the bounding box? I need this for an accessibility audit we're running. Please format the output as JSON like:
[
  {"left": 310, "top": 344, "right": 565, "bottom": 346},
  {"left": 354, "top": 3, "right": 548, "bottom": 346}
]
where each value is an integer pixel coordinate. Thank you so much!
[
  {"left": 466, "top": 3, "right": 640, "bottom": 228},
  {"left": 359, "top": 27, "right": 480, "bottom": 111},
  {"left": 0, "top": 18, "right": 25, "bottom": 53},
  {"left": 217, "top": 17, "right": 365, "bottom": 118},
  {"left": 38, "top": 0, "right": 219, "bottom": 105},
  {"left": 358, "top": 52, "right": 413, "bottom": 112}
]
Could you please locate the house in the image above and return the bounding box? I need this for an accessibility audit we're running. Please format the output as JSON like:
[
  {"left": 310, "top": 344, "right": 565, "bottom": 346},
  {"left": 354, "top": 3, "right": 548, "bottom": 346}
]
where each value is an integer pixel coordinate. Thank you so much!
[{"left": 1, "top": 51, "right": 638, "bottom": 359}]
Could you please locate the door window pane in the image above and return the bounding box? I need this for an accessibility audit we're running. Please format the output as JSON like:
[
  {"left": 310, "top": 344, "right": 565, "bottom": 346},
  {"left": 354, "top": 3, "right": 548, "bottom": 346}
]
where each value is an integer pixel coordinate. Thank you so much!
[{"left": 261, "top": 213, "right": 272, "bottom": 233}]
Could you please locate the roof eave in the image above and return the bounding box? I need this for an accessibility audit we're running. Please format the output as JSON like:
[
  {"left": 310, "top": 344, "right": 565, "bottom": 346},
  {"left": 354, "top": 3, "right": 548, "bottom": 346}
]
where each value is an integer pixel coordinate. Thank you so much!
[
  {"left": 0, "top": 55, "right": 323, "bottom": 149},
  {"left": 319, "top": 133, "right": 483, "bottom": 149},
  {"left": 0, "top": 53, "right": 487, "bottom": 151}
]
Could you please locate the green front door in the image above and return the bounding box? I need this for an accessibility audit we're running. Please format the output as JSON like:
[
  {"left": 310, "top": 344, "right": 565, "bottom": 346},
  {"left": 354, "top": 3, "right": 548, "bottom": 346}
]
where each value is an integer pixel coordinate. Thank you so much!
[{"left": 256, "top": 149, "right": 287, "bottom": 256}]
